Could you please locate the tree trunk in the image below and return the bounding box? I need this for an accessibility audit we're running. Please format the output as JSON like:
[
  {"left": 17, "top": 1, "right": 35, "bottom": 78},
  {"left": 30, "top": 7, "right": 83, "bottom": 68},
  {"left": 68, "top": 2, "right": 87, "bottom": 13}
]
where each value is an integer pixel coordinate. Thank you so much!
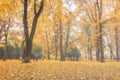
[
  {"left": 3, "top": 34, "right": 7, "bottom": 61},
  {"left": 109, "top": 46, "right": 115, "bottom": 60},
  {"left": 106, "top": 35, "right": 116, "bottom": 60},
  {"left": 99, "top": 24, "right": 104, "bottom": 62},
  {"left": 88, "top": 31, "right": 92, "bottom": 61},
  {"left": 23, "top": 40, "right": 32, "bottom": 63},
  {"left": 3, "top": 21, "right": 9, "bottom": 61},
  {"left": 55, "top": 31, "right": 58, "bottom": 60},
  {"left": 98, "top": 0, "right": 104, "bottom": 62},
  {"left": 109, "top": 43, "right": 116, "bottom": 60},
  {"left": 88, "top": 45, "right": 92, "bottom": 61},
  {"left": 19, "top": 40, "right": 25, "bottom": 60},
  {"left": 3, "top": 22, "right": 6, "bottom": 61},
  {"left": 53, "top": 25, "right": 59, "bottom": 60},
  {"left": 55, "top": 45, "right": 58, "bottom": 60},
  {"left": 96, "top": 38, "right": 100, "bottom": 61},
  {"left": 115, "top": 27, "right": 119, "bottom": 61},
  {"left": 64, "top": 21, "right": 71, "bottom": 56},
  {"left": 23, "top": 0, "right": 30, "bottom": 63},
  {"left": 60, "top": 20, "right": 64, "bottom": 61},
  {"left": 46, "top": 32, "right": 50, "bottom": 60}
]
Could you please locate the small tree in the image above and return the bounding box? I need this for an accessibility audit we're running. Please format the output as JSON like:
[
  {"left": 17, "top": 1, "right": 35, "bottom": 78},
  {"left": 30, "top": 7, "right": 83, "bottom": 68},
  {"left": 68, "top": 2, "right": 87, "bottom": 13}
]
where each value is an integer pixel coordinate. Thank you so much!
[{"left": 67, "top": 47, "right": 81, "bottom": 61}]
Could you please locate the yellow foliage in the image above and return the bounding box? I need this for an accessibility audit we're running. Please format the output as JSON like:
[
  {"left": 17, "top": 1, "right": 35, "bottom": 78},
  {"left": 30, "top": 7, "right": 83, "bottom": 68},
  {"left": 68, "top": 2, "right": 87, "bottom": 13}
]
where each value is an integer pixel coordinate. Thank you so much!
[
  {"left": 0, "top": 43, "right": 4, "bottom": 48},
  {"left": 0, "top": 0, "right": 19, "bottom": 20}
]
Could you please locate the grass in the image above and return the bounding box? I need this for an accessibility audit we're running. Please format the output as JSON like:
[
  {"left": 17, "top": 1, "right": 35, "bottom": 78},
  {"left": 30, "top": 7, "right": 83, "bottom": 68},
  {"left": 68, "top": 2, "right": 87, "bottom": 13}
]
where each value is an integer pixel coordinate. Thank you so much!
[{"left": 0, "top": 60, "right": 120, "bottom": 80}]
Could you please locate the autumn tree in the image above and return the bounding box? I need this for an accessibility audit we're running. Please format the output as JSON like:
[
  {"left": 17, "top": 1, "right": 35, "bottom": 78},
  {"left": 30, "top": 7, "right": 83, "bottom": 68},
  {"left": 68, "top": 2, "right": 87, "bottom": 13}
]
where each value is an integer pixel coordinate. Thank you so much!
[
  {"left": 0, "top": 0, "right": 18, "bottom": 60},
  {"left": 23, "top": 0, "right": 44, "bottom": 63}
]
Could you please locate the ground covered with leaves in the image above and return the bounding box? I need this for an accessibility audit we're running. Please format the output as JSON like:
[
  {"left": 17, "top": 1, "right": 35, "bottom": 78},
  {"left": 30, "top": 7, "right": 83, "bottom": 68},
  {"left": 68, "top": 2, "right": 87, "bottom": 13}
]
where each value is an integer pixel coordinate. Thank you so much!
[{"left": 0, "top": 60, "right": 120, "bottom": 80}]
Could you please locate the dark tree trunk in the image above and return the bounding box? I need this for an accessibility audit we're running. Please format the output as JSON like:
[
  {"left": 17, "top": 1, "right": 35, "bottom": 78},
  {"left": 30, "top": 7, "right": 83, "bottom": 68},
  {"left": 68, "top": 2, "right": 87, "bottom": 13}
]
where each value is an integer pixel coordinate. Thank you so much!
[
  {"left": 4, "top": 34, "right": 7, "bottom": 61},
  {"left": 19, "top": 40, "right": 25, "bottom": 60},
  {"left": 106, "top": 35, "right": 116, "bottom": 60},
  {"left": 109, "top": 43, "right": 115, "bottom": 60},
  {"left": 53, "top": 25, "right": 59, "bottom": 60},
  {"left": 114, "top": 0, "right": 120, "bottom": 61},
  {"left": 96, "top": 38, "right": 100, "bottom": 61},
  {"left": 88, "top": 45, "right": 92, "bottom": 61},
  {"left": 115, "top": 27, "right": 119, "bottom": 61},
  {"left": 55, "top": 31, "right": 58, "bottom": 60},
  {"left": 46, "top": 32, "right": 50, "bottom": 60},
  {"left": 109, "top": 46, "right": 115, "bottom": 60},
  {"left": 90, "top": 46, "right": 92, "bottom": 60},
  {"left": 87, "top": 30, "right": 92, "bottom": 61},
  {"left": 3, "top": 21, "right": 6, "bottom": 61},
  {"left": 23, "top": 0, "right": 30, "bottom": 63},
  {"left": 55, "top": 45, "right": 58, "bottom": 60},
  {"left": 99, "top": 23, "right": 104, "bottom": 62},
  {"left": 23, "top": 40, "right": 32, "bottom": 63},
  {"left": 98, "top": 0, "right": 104, "bottom": 62},
  {"left": 3, "top": 21, "right": 9, "bottom": 61},
  {"left": 60, "top": 20, "right": 64, "bottom": 61},
  {"left": 64, "top": 21, "right": 71, "bottom": 55}
]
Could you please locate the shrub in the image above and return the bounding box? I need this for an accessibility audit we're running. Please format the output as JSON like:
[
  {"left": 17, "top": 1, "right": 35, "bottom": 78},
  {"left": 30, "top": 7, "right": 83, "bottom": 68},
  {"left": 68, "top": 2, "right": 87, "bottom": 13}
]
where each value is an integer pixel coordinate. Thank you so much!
[
  {"left": 0, "top": 43, "right": 5, "bottom": 59},
  {"left": 31, "top": 44, "right": 43, "bottom": 59},
  {"left": 66, "top": 47, "right": 81, "bottom": 61}
]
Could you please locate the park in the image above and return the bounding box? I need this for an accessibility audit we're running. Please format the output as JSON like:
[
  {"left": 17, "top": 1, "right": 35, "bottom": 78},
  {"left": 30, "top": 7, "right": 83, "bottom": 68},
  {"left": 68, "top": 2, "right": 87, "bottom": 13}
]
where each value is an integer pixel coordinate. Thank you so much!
[{"left": 0, "top": 0, "right": 120, "bottom": 79}]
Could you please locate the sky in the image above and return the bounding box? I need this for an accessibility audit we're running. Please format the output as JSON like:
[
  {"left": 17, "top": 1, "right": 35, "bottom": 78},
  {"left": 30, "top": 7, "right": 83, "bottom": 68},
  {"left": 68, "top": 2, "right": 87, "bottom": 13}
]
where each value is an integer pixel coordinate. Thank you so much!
[{"left": 63, "top": 0, "right": 77, "bottom": 12}]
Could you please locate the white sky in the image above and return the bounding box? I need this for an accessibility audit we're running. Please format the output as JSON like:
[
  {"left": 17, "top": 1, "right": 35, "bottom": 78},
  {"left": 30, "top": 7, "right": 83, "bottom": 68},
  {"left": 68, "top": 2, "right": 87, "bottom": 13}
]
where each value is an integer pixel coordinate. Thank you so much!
[{"left": 63, "top": 0, "right": 77, "bottom": 12}]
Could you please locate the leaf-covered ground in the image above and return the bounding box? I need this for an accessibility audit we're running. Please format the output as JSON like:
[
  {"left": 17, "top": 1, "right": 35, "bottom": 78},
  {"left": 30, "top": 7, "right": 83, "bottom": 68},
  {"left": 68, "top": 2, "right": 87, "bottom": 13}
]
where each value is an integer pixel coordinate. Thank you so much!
[{"left": 0, "top": 60, "right": 120, "bottom": 80}]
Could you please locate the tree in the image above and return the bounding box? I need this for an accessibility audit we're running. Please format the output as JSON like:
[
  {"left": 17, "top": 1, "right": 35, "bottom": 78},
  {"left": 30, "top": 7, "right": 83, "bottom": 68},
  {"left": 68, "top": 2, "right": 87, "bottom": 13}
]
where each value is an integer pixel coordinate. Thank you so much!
[
  {"left": 83, "top": 0, "right": 104, "bottom": 62},
  {"left": 23, "top": 0, "right": 44, "bottom": 63},
  {"left": 114, "top": 0, "right": 120, "bottom": 61},
  {"left": 0, "top": 0, "right": 18, "bottom": 60}
]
